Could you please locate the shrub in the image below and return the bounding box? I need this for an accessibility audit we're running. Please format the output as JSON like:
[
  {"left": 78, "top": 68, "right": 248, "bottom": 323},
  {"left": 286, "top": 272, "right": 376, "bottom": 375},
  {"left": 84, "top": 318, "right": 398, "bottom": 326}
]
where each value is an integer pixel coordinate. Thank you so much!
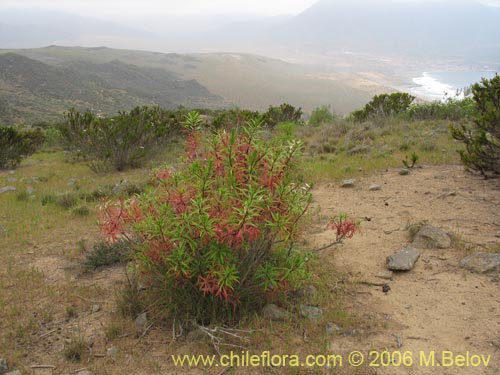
[
  {"left": 349, "top": 93, "right": 415, "bottom": 122},
  {"left": 309, "top": 106, "right": 335, "bottom": 126},
  {"left": 406, "top": 97, "right": 476, "bottom": 121},
  {"left": 59, "top": 106, "right": 178, "bottom": 172},
  {"left": 0, "top": 127, "right": 44, "bottom": 169},
  {"left": 99, "top": 115, "right": 313, "bottom": 324},
  {"left": 451, "top": 75, "right": 500, "bottom": 178},
  {"left": 263, "top": 103, "right": 303, "bottom": 129},
  {"left": 84, "top": 240, "right": 131, "bottom": 270},
  {"left": 211, "top": 108, "right": 260, "bottom": 130}
]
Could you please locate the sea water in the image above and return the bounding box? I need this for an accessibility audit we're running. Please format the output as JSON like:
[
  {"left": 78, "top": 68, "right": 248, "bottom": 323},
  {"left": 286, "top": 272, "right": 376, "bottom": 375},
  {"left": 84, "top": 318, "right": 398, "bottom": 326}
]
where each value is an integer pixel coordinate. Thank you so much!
[{"left": 411, "top": 70, "right": 498, "bottom": 101}]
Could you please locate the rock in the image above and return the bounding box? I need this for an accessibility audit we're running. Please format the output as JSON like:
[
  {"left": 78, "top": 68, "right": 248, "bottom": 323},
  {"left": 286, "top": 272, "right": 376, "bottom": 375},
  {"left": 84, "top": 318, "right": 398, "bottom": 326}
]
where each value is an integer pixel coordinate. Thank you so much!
[
  {"left": 0, "top": 358, "right": 7, "bottom": 374},
  {"left": 387, "top": 246, "right": 421, "bottom": 271},
  {"left": 0, "top": 186, "right": 16, "bottom": 194},
  {"left": 325, "top": 322, "right": 342, "bottom": 335},
  {"left": 398, "top": 168, "right": 410, "bottom": 175},
  {"left": 5, "top": 372, "right": 20, "bottom": 375},
  {"left": 348, "top": 145, "right": 371, "bottom": 155},
  {"left": 77, "top": 371, "right": 93, "bottom": 375},
  {"left": 28, "top": 177, "right": 40, "bottom": 184},
  {"left": 495, "top": 231, "right": 500, "bottom": 238},
  {"left": 304, "top": 285, "right": 317, "bottom": 303},
  {"left": 300, "top": 305, "right": 323, "bottom": 320},
  {"left": 91, "top": 304, "right": 100, "bottom": 313},
  {"left": 107, "top": 346, "right": 119, "bottom": 358},
  {"left": 375, "top": 271, "right": 394, "bottom": 280},
  {"left": 135, "top": 312, "right": 148, "bottom": 330},
  {"left": 369, "top": 184, "right": 381, "bottom": 191},
  {"left": 341, "top": 179, "right": 356, "bottom": 188},
  {"left": 412, "top": 225, "right": 451, "bottom": 249},
  {"left": 460, "top": 253, "right": 500, "bottom": 274},
  {"left": 262, "top": 304, "right": 290, "bottom": 321}
]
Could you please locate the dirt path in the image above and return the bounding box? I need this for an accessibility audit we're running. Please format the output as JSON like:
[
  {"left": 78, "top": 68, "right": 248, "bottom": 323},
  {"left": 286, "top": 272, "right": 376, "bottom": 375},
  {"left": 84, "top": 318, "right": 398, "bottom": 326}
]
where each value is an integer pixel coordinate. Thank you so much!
[{"left": 310, "top": 164, "right": 500, "bottom": 374}]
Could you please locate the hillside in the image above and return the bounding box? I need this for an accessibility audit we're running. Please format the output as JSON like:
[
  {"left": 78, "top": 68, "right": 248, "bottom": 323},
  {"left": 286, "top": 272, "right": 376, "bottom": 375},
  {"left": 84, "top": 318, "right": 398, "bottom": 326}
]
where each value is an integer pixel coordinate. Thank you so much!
[
  {"left": 0, "top": 52, "right": 225, "bottom": 124},
  {"left": 1, "top": 46, "right": 386, "bottom": 124}
]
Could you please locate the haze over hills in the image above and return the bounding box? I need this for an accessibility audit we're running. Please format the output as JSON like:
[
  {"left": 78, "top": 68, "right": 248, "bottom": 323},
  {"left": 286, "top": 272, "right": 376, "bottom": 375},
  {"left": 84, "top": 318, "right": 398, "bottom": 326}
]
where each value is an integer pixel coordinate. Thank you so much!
[{"left": 0, "top": 46, "right": 385, "bottom": 124}]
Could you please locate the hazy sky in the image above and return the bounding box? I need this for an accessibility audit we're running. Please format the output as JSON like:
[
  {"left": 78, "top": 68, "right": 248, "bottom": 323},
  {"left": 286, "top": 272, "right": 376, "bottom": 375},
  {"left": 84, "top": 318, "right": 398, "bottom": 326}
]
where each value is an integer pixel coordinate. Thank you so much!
[{"left": 1, "top": 0, "right": 499, "bottom": 19}]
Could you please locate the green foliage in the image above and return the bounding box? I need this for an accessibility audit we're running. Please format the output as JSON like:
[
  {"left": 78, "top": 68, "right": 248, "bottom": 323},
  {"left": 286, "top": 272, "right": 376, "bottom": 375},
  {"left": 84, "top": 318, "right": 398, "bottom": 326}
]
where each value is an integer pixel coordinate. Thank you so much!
[
  {"left": 451, "top": 75, "right": 500, "bottom": 177},
  {"left": 350, "top": 92, "right": 415, "bottom": 122},
  {"left": 406, "top": 97, "right": 476, "bottom": 121},
  {"left": 0, "top": 127, "right": 44, "bottom": 169},
  {"left": 211, "top": 108, "right": 260, "bottom": 130},
  {"left": 263, "top": 103, "right": 303, "bottom": 129},
  {"left": 100, "top": 114, "right": 313, "bottom": 324},
  {"left": 403, "top": 152, "right": 419, "bottom": 168},
  {"left": 59, "top": 106, "right": 180, "bottom": 172},
  {"left": 84, "top": 240, "right": 131, "bottom": 271},
  {"left": 309, "top": 105, "right": 335, "bottom": 126}
]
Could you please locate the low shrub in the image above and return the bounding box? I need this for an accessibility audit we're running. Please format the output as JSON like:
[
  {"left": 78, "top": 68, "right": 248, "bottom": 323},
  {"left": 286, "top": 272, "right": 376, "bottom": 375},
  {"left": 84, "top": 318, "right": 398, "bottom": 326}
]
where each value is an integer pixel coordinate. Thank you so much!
[
  {"left": 84, "top": 240, "right": 131, "bottom": 270},
  {"left": 0, "top": 127, "right": 44, "bottom": 169}
]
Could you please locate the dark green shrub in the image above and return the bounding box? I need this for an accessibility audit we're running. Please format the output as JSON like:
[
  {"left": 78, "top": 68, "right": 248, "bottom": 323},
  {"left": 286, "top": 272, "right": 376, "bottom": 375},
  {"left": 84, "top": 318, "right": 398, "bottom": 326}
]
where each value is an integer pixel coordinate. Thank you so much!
[
  {"left": 84, "top": 240, "right": 131, "bottom": 270},
  {"left": 59, "top": 106, "right": 179, "bottom": 172},
  {"left": 0, "top": 127, "right": 44, "bottom": 169},
  {"left": 211, "top": 108, "right": 260, "bottom": 130},
  {"left": 263, "top": 103, "right": 303, "bottom": 129},
  {"left": 309, "top": 105, "right": 335, "bottom": 126},
  {"left": 72, "top": 206, "right": 90, "bottom": 217},
  {"left": 406, "top": 97, "right": 476, "bottom": 121},
  {"left": 350, "top": 93, "right": 415, "bottom": 122},
  {"left": 451, "top": 75, "right": 500, "bottom": 178}
]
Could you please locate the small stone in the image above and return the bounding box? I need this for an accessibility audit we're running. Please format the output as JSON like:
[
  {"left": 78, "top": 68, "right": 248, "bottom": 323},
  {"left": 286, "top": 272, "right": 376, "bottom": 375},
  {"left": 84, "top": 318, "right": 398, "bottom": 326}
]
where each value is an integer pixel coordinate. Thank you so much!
[
  {"left": 412, "top": 225, "right": 451, "bottom": 249},
  {"left": 91, "top": 304, "right": 101, "bottom": 313},
  {"left": 5, "top": 372, "right": 21, "bottom": 375},
  {"left": 399, "top": 168, "right": 410, "bottom": 176},
  {"left": 304, "top": 285, "right": 317, "bottom": 302},
  {"left": 0, "top": 186, "right": 16, "bottom": 194},
  {"left": 325, "top": 322, "right": 342, "bottom": 335},
  {"left": 135, "top": 312, "right": 148, "bottom": 330},
  {"left": 460, "top": 253, "right": 500, "bottom": 274},
  {"left": 107, "top": 346, "right": 119, "bottom": 358},
  {"left": 495, "top": 231, "right": 500, "bottom": 238},
  {"left": 387, "top": 246, "right": 421, "bottom": 271},
  {"left": 300, "top": 305, "right": 323, "bottom": 320},
  {"left": 341, "top": 179, "right": 355, "bottom": 188},
  {"left": 375, "top": 271, "right": 394, "bottom": 280},
  {"left": 262, "top": 304, "right": 290, "bottom": 321},
  {"left": 369, "top": 184, "right": 381, "bottom": 191},
  {"left": 77, "top": 371, "right": 93, "bottom": 375}
]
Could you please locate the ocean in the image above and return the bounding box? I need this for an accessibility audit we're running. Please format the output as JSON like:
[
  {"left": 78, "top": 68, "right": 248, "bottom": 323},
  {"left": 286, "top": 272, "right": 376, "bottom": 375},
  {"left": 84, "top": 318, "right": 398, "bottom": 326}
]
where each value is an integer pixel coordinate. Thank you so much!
[{"left": 411, "top": 70, "right": 498, "bottom": 101}]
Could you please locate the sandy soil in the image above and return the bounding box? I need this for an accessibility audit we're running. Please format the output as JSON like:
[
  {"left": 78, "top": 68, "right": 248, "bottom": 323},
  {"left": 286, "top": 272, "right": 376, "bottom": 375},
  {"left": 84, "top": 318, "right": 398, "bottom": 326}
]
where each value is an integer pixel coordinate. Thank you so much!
[{"left": 309, "top": 164, "right": 500, "bottom": 375}]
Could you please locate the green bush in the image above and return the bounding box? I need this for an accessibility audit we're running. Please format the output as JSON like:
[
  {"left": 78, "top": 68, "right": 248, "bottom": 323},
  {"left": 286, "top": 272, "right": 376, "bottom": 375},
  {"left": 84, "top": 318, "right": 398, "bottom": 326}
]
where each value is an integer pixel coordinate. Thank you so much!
[
  {"left": 99, "top": 115, "right": 313, "bottom": 324},
  {"left": 263, "top": 103, "right": 303, "bottom": 129},
  {"left": 211, "top": 108, "right": 260, "bottom": 130},
  {"left": 350, "top": 93, "right": 415, "bottom": 122},
  {"left": 84, "top": 240, "right": 131, "bottom": 270},
  {"left": 0, "top": 127, "right": 44, "bottom": 169},
  {"left": 406, "top": 97, "right": 476, "bottom": 121},
  {"left": 309, "top": 106, "right": 335, "bottom": 126},
  {"left": 451, "top": 75, "right": 500, "bottom": 178},
  {"left": 59, "top": 106, "right": 180, "bottom": 172}
]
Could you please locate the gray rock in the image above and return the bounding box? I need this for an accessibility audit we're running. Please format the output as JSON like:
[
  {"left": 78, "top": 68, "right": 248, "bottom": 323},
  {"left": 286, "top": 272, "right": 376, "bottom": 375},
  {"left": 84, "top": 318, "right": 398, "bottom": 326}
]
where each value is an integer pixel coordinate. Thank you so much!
[
  {"left": 325, "top": 322, "right": 342, "bottom": 335},
  {"left": 107, "top": 346, "right": 119, "bottom": 358},
  {"left": 300, "top": 305, "right": 323, "bottom": 320},
  {"left": 77, "top": 371, "right": 93, "bottom": 375},
  {"left": 91, "top": 304, "right": 100, "bottom": 313},
  {"left": 348, "top": 145, "right": 371, "bottom": 155},
  {"left": 27, "top": 177, "right": 40, "bottom": 184},
  {"left": 460, "top": 253, "right": 500, "bottom": 274},
  {"left": 341, "top": 179, "right": 356, "bottom": 188},
  {"left": 135, "top": 312, "right": 148, "bottom": 330},
  {"left": 495, "top": 231, "right": 500, "bottom": 238},
  {"left": 412, "top": 225, "right": 451, "bottom": 249},
  {"left": 0, "top": 186, "right": 16, "bottom": 194},
  {"left": 0, "top": 358, "right": 7, "bottom": 374},
  {"left": 387, "top": 247, "right": 421, "bottom": 271},
  {"left": 398, "top": 168, "right": 410, "bottom": 176},
  {"left": 262, "top": 304, "right": 290, "bottom": 321},
  {"left": 5, "top": 372, "right": 21, "bottom": 375},
  {"left": 304, "top": 285, "right": 317, "bottom": 302},
  {"left": 369, "top": 184, "right": 381, "bottom": 191}
]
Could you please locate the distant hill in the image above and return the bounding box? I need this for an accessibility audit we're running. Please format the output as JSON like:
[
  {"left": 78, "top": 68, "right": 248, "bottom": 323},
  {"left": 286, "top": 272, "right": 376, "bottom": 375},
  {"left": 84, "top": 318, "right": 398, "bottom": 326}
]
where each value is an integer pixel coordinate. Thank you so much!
[
  {"left": 0, "top": 46, "right": 386, "bottom": 124},
  {"left": 0, "top": 52, "right": 225, "bottom": 124}
]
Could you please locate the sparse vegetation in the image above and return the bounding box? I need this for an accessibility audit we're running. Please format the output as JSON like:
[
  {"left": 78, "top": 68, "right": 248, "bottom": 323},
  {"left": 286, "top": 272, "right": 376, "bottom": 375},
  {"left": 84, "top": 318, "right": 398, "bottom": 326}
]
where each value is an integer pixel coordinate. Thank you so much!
[{"left": 84, "top": 240, "right": 131, "bottom": 270}]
